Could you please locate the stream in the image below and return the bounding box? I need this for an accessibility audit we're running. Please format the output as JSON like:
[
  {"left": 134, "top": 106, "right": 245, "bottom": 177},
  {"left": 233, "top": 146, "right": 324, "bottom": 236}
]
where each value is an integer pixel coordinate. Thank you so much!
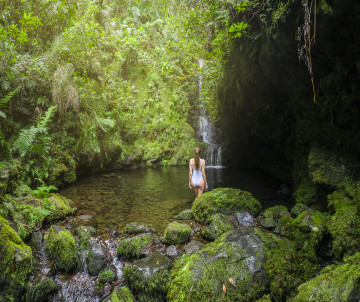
[{"left": 30, "top": 166, "right": 292, "bottom": 301}]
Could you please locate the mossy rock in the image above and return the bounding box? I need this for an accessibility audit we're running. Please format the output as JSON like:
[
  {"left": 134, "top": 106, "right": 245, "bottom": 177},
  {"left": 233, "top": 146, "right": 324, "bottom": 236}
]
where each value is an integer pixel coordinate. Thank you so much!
[
  {"left": 260, "top": 205, "right": 291, "bottom": 235},
  {"left": 174, "top": 209, "right": 193, "bottom": 220},
  {"left": 75, "top": 225, "right": 96, "bottom": 251},
  {"left": 124, "top": 222, "right": 155, "bottom": 234},
  {"left": 291, "top": 252, "right": 360, "bottom": 301},
  {"left": 200, "top": 213, "right": 234, "bottom": 241},
  {"left": 27, "top": 277, "right": 58, "bottom": 302},
  {"left": 192, "top": 188, "right": 261, "bottom": 224},
  {"left": 327, "top": 190, "right": 360, "bottom": 259},
  {"left": 167, "top": 229, "right": 268, "bottom": 302},
  {"left": 293, "top": 177, "right": 317, "bottom": 206},
  {"left": 0, "top": 160, "right": 23, "bottom": 195},
  {"left": 45, "top": 225, "right": 79, "bottom": 272},
  {"left": 290, "top": 203, "right": 310, "bottom": 217},
  {"left": 123, "top": 252, "right": 172, "bottom": 302},
  {"left": 48, "top": 150, "right": 77, "bottom": 188},
  {"left": 88, "top": 242, "right": 108, "bottom": 276},
  {"left": 163, "top": 221, "right": 191, "bottom": 245},
  {"left": 0, "top": 216, "right": 33, "bottom": 299},
  {"left": 117, "top": 233, "right": 158, "bottom": 260},
  {"left": 98, "top": 270, "right": 116, "bottom": 283},
  {"left": 101, "top": 286, "right": 135, "bottom": 302},
  {"left": 46, "top": 193, "right": 77, "bottom": 222}
]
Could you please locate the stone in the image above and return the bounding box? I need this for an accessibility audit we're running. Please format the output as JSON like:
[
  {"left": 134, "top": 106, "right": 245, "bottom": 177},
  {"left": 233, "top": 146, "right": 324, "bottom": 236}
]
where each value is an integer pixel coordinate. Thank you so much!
[
  {"left": 290, "top": 203, "right": 310, "bottom": 217},
  {"left": 28, "top": 277, "right": 58, "bottom": 302},
  {"left": 45, "top": 225, "right": 78, "bottom": 272},
  {"left": 168, "top": 229, "right": 268, "bottom": 301},
  {"left": 98, "top": 269, "right": 116, "bottom": 283},
  {"left": 200, "top": 213, "right": 234, "bottom": 241},
  {"left": 88, "top": 242, "right": 108, "bottom": 276},
  {"left": 75, "top": 225, "right": 96, "bottom": 251},
  {"left": 260, "top": 205, "right": 291, "bottom": 234},
  {"left": 166, "top": 245, "right": 178, "bottom": 257},
  {"left": 101, "top": 286, "right": 135, "bottom": 302},
  {"left": 117, "top": 233, "right": 158, "bottom": 260},
  {"left": 124, "top": 222, "right": 155, "bottom": 234},
  {"left": 174, "top": 209, "right": 193, "bottom": 220},
  {"left": 192, "top": 188, "right": 261, "bottom": 224},
  {"left": 163, "top": 221, "right": 191, "bottom": 245},
  {"left": 236, "top": 211, "right": 254, "bottom": 226},
  {"left": 183, "top": 240, "right": 204, "bottom": 255},
  {"left": 123, "top": 252, "right": 172, "bottom": 302}
]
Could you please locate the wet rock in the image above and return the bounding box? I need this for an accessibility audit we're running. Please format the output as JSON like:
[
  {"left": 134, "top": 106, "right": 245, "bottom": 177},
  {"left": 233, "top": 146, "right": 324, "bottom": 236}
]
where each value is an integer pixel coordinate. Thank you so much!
[
  {"left": 163, "top": 221, "right": 191, "bottom": 245},
  {"left": 168, "top": 229, "right": 268, "bottom": 301},
  {"left": 88, "top": 242, "right": 108, "bottom": 276},
  {"left": 78, "top": 215, "right": 93, "bottom": 220},
  {"left": 292, "top": 252, "right": 360, "bottom": 301},
  {"left": 28, "top": 277, "right": 58, "bottom": 302},
  {"left": 192, "top": 188, "right": 261, "bottom": 224},
  {"left": 174, "top": 209, "right": 193, "bottom": 220},
  {"left": 124, "top": 222, "right": 155, "bottom": 234},
  {"left": 45, "top": 225, "right": 78, "bottom": 272},
  {"left": 260, "top": 205, "right": 291, "bottom": 235},
  {"left": 166, "top": 245, "right": 178, "bottom": 257},
  {"left": 123, "top": 252, "right": 172, "bottom": 302},
  {"left": 101, "top": 286, "right": 135, "bottom": 302},
  {"left": 75, "top": 225, "right": 96, "bottom": 251},
  {"left": 0, "top": 216, "right": 33, "bottom": 300},
  {"left": 98, "top": 269, "right": 116, "bottom": 283},
  {"left": 236, "top": 211, "right": 254, "bottom": 227},
  {"left": 0, "top": 160, "right": 23, "bottom": 195},
  {"left": 200, "top": 213, "right": 234, "bottom": 241},
  {"left": 46, "top": 193, "right": 77, "bottom": 222},
  {"left": 183, "top": 240, "right": 204, "bottom": 255},
  {"left": 117, "top": 233, "right": 158, "bottom": 260},
  {"left": 290, "top": 203, "right": 310, "bottom": 217},
  {"left": 308, "top": 145, "right": 350, "bottom": 188}
]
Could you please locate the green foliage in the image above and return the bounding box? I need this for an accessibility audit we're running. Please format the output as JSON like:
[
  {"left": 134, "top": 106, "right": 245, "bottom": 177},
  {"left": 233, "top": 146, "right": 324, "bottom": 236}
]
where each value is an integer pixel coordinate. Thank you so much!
[
  {"left": 98, "top": 270, "right": 116, "bottom": 283},
  {"left": 229, "top": 22, "right": 249, "bottom": 39},
  {"left": 32, "top": 185, "right": 57, "bottom": 198}
]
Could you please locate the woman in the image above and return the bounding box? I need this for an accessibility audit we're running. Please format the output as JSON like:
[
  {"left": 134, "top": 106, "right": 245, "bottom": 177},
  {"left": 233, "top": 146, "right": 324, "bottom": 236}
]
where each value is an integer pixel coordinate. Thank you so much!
[{"left": 189, "top": 147, "right": 208, "bottom": 197}]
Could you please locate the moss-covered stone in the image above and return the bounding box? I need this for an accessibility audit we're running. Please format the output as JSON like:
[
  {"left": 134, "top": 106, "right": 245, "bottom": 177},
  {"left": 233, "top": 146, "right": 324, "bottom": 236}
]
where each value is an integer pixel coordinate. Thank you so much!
[
  {"left": 327, "top": 190, "right": 360, "bottom": 259},
  {"left": 167, "top": 229, "right": 268, "bottom": 302},
  {"left": 0, "top": 160, "right": 23, "bottom": 195},
  {"left": 293, "top": 176, "right": 317, "bottom": 206},
  {"left": 174, "top": 209, "right": 193, "bottom": 220},
  {"left": 200, "top": 213, "right": 234, "bottom": 241},
  {"left": 124, "top": 222, "right": 155, "bottom": 234},
  {"left": 117, "top": 233, "right": 158, "bottom": 260},
  {"left": 260, "top": 205, "right": 291, "bottom": 234},
  {"left": 291, "top": 252, "right": 360, "bottom": 301},
  {"left": 48, "top": 150, "right": 77, "bottom": 188},
  {"left": 46, "top": 193, "right": 77, "bottom": 222},
  {"left": 45, "top": 225, "right": 78, "bottom": 272},
  {"left": 88, "top": 242, "right": 108, "bottom": 276},
  {"left": 290, "top": 203, "right": 310, "bottom": 217},
  {"left": 192, "top": 188, "right": 261, "bottom": 224},
  {"left": 0, "top": 216, "right": 33, "bottom": 300},
  {"left": 163, "top": 221, "right": 191, "bottom": 245},
  {"left": 99, "top": 270, "right": 116, "bottom": 283},
  {"left": 75, "top": 225, "right": 96, "bottom": 251},
  {"left": 123, "top": 252, "right": 172, "bottom": 302},
  {"left": 28, "top": 277, "right": 58, "bottom": 302},
  {"left": 101, "top": 286, "right": 135, "bottom": 302}
]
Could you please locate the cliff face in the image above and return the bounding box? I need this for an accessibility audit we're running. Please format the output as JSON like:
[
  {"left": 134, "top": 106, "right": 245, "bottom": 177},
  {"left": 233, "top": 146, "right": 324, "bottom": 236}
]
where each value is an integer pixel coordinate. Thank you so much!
[{"left": 219, "top": 0, "right": 360, "bottom": 186}]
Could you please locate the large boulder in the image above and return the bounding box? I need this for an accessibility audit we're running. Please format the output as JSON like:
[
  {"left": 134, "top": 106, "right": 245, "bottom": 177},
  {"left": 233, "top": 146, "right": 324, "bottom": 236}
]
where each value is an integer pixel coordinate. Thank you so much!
[
  {"left": 163, "top": 221, "right": 191, "bottom": 245},
  {"left": 167, "top": 229, "right": 268, "bottom": 302},
  {"left": 48, "top": 150, "right": 76, "bottom": 188},
  {"left": 200, "top": 213, "right": 234, "bottom": 241},
  {"left": 291, "top": 252, "right": 360, "bottom": 301},
  {"left": 308, "top": 145, "right": 350, "bottom": 188},
  {"left": 192, "top": 188, "right": 261, "bottom": 224},
  {"left": 28, "top": 277, "right": 58, "bottom": 302},
  {"left": 123, "top": 252, "right": 172, "bottom": 302},
  {"left": 174, "top": 209, "right": 193, "bottom": 220},
  {"left": 260, "top": 205, "right": 291, "bottom": 235},
  {"left": 117, "top": 233, "right": 158, "bottom": 260},
  {"left": 88, "top": 242, "right": 108, "bottom": 276},
  {"left": 0, "top": 216, "right": 33, "bottom": 300},
  {"left": 45, "top": 225, "right": 78, "bottom": 272},
  {"left": 46, "top": 193, "right": 77, "bottom": 222}
]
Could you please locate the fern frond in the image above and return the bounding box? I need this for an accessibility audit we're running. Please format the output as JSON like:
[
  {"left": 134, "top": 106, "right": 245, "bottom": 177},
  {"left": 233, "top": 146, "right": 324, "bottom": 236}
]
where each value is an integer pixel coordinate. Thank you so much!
[
  {"left": 36, "top": 106, "right": 57, "bottom": 129},
  {"left": 0, "top": 87, "right": 20, "bottom": 108},
  {"left": 13, "top": 126, "right": 39, "bottom": 157}
]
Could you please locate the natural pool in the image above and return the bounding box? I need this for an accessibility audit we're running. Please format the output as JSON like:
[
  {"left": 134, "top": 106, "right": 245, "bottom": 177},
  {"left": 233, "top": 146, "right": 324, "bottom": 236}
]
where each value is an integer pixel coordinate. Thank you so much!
[{"left": 60, "top": 166, "right": 291, "bottom": 239}]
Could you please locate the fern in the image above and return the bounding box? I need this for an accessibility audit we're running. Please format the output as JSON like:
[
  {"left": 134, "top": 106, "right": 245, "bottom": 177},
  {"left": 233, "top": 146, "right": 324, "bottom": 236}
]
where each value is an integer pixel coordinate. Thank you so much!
[{"left": 0, "top": 87, "right": 19, "bottom": 108}]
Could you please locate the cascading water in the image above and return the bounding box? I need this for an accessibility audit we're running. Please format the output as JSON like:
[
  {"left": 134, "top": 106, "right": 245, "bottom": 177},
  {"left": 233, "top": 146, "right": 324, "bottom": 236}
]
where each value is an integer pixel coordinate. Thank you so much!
[{"left": 198, "top": 59, "right": 223, "bottom": 167}]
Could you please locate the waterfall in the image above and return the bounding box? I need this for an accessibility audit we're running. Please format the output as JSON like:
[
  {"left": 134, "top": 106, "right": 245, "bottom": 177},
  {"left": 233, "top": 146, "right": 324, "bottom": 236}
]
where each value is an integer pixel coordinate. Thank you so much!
[{"left": 198, "top": 59, "right": 223, "bottom": 167}]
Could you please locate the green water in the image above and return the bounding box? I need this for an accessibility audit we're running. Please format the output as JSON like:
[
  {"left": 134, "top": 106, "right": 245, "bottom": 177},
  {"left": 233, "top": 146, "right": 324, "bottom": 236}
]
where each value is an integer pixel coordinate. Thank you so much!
[{"left": 60, "top": 166, "right": 290, "bottom": 240}]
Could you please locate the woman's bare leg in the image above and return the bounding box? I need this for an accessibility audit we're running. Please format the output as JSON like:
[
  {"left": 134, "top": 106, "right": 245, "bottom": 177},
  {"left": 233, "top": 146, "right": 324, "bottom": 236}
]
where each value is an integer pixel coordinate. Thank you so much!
[
  {"left": 197, "top": 180, "right": 205, "bottom": 196},
  {"left": 190, "top": 180, "right": 198, "bottom": 197}
]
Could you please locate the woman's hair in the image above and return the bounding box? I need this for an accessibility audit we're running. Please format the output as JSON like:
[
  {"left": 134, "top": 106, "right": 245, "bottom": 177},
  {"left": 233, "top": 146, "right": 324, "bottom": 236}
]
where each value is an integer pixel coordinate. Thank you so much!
[{"left": 194, "top": 147, "right": 201, "bottom": 170}]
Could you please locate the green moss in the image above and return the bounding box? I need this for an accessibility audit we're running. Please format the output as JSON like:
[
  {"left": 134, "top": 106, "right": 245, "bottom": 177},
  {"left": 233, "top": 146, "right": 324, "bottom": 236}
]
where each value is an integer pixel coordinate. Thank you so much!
[
  {"left": 163, "top": 221, "right": 191, "bottom": 245},
  {"left": 200, "top": 213, "right": 234, "bottom": 241},
  {"left": 167, "top": 230, "right": 268, "bottom": 302},
  {"left": 124, "top": 223, "right": 155, "bottom": 234},
  {"left": 0, "top": 216, "right": 33, "bottom": 299},
  {"left": 292, "top": 252, "right": 360, "bottom": 301},
  {"left": 99, "top": 270, "right": 116, "bottom": 283},
  {"left": 174, "top": 209, "right": 193, "bottom": 220},
  {"left": 28, "top": 277, "right": 58, "bottom": 302},
  {"left": 117, "top": 233, "right": 157, "bottom": 260},
  {"left": 45, "top": 225, "right": 78, "bottom": 272},
  {"left": 293, "top": 177, "right": 317, "bottom": 206},
  {"left": 48, "top": 150, "right": 76, "bottom": 187},
  {"left": 192, "top": 188, "right": 261, "bottom": 224},
  {"left": 260, "top": 205, "right": 291, "bottom": 234},
  {"left": 256, "top": 294, "right": 271, "bottom": 302},
  {"left": 75, "top": 225, "right": 96, "bottom": 251},
  {"left": 102, "top": 286, "right": 135, "bottom": 302},
  {"left": 46, "top": 193, "right": 77, "bottom": 222}
]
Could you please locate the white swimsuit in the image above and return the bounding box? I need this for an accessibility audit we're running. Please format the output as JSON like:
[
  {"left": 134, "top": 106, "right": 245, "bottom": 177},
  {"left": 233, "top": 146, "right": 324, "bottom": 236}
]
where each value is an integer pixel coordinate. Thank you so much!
[{"left": 191, "top": 159, "right": 204, "bottom": 187}]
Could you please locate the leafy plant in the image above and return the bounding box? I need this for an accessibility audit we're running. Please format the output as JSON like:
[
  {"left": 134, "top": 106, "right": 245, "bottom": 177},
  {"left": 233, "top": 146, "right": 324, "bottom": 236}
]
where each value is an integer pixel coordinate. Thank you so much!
[{"left": 32, "top": 185, "right": 58, "bottom": 198}]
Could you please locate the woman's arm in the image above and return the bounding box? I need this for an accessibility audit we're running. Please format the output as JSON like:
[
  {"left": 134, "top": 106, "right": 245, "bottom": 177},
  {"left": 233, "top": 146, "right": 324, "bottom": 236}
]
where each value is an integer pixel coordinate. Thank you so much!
[
  {"left": 189, "top": 159, "right": 192, "bottom": 189},
  {"left": 202, "top": 160, "right": 208, "bottom": 190}
]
